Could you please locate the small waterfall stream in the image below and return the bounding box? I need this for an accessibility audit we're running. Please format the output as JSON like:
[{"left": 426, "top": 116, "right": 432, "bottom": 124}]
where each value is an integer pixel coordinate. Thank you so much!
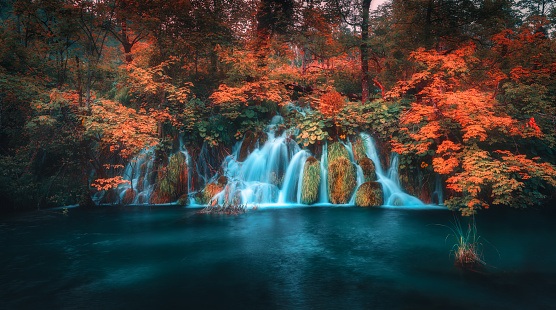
[{"left": 360, "top": 133, "right": 423, "bottom": 206}]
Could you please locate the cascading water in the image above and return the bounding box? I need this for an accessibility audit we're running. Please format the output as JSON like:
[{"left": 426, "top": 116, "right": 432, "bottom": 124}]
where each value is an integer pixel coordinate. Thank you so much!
[
  {"left": 117, "top": 148, "right": 156, "bottom": 204},
  {"left": 214, "top": 128, "right": 306, "bottom": 206},
  {"left": 318, "top": 141, "right": 329, "bottom": 204},
  {"left": 432, "top": 174, "right": 444, "bottom": 205},
  {"left": 115, "top": 114, "right": 429, "bottom": 208},
  {"left": 360, "top": 133, "right": 423, "bottom": 206}
]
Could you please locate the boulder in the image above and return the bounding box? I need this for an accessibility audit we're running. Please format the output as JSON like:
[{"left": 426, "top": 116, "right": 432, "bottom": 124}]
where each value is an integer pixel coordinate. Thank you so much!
[
  {"left": 358, "top": 157, "right": 377, "bottom": 182},
  {"left": 355, "top": 182, "right": 383, "bottom": 207},
  {"left": 122, "top": 188, "right": 136, "bottom": 205}
]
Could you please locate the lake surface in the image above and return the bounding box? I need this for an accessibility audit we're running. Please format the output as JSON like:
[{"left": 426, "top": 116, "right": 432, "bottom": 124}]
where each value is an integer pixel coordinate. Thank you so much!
[{"left": 1, "top": 205, "right": 555, "bottom": 309}]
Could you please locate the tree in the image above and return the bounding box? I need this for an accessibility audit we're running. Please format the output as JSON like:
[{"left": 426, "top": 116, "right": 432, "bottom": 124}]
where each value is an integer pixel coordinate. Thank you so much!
[{"left": 388, "top": 44, "right": 556, "bottom": 215}]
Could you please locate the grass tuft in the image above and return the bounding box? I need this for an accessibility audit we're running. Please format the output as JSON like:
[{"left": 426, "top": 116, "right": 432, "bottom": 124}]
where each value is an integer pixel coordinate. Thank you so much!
[
  {"left": 440, "top": 215, "right": 486, "bottom": 270},
  {"left": 301, "top": 157, "right": 321, "bottom": 204}
]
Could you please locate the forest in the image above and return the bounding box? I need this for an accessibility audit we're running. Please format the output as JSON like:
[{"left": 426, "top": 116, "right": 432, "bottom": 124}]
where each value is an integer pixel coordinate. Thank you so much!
[{"left": 0, "top": 0, "right": 555, "bottom": 215}]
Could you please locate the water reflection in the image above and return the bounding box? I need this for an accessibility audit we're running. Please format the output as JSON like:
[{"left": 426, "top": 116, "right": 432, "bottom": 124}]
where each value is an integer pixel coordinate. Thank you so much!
[{"left": 1, "top": 207, "right": 556, "bottom": 309}]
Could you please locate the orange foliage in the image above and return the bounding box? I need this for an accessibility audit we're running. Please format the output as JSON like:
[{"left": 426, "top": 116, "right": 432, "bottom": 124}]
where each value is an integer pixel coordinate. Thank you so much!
[
  {"left": 319, "top": 91, "right": 344, "bottom": 117},
  {"left": 91, "top": 176, "right": 130, "bottom": 191},
  {"left": 388, "top": 43, "right": 556, "bottom": 214}
]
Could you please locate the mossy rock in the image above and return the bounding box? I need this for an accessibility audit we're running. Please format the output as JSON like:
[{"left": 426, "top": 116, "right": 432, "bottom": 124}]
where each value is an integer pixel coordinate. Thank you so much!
[
  {"left": 392, "top": 197, "right": 403, "bottom": 206},
  {"left": 78, "top": 187, "right": 95, "bottom": 208},
  {"left": 122, "top": 188, "right": 136, "bottom": 205},
  {"left": 352, "top": 137, "right": 367, "bottom": 162},
  {"left": 178, "top": 194, "right": 189, "bottom": 206},
  {"left": 358, "top": 157, "right": 377, "bottom": 182},
  {"left": 198, "top": 182, "right": 224, "bottom": 204},
  {"left": 136, "top": 193, "right": 147, "bottom": 204},
  {"left": 258, "top": 132, "right": 268, "bottom": 147},
  {"left": 327, "top": 142, "right": 350, "bottom": 167},
  {"left": 270, "top": 170, "right": 285, "bottom": 188},
  {"left": 153, "top": 152, "right": 188, "bottom": 203},
  {"left": 301, "top": 157, "right": 321, "bottom": 204},
  {"left": 328, "top": 157, "right": 356, "bottom": 204},
  {"left": 355, "top": 182, "right": 383, "bottom": 207},
  {"left": 100, "top": 188, "right": 119, "bottom": 204}
]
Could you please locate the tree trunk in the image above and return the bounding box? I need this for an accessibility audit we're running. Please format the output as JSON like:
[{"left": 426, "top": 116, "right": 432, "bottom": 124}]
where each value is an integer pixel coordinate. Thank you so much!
[
  {"left": 122, "top": 19, "right": 133, "bottom": 63},
  {"left": 76, "top": 55, "right": 83, "bottom": 107},
  {"left": 360, "top": 0, "right": 371, "bottom": 103}
]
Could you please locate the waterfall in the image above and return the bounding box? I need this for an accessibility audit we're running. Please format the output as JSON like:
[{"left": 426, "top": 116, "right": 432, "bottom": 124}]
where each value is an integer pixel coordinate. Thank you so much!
[
  {"left": 432, "top": 174, "right": 444, "bottom": 205},
  {"left": 318, "top": 141, "right": 329, "bottom": 204},
  {"left": 115, "top": 116, "right": 430, "bottom": 208},
  {"left": 117, "top": 148, "right": 156, "bottom": 204},
  {"left": 278, "top": 150, "right": 309, "bottom": 203},
  {"left": 360, "top": 133, "right": 423, "bottom": 206},
  {"left": 348, "top": 165, "right": 365, "bottom": 205},
  {"left": 215, "top": 129, "right": 309, "bottom": 206}
]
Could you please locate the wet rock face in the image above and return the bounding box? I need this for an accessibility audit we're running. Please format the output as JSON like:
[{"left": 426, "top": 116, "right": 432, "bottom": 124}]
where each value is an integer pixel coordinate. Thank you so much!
[
  {"left": 399, "top": 167, "right": 434, "bottom": 204},
  {"left": 355, "top": 181, "right": 383, "bottom": 207},
  {"left": 122, "top": 188, "right": 136, "bottom": 205},
  {"left": 238, "top": 130, "right": 268, "bottom": 162},
  {"left": 301, "top": 157, "right": 320, "bottom": 205},
  {"left": 328, "top": 157, "right": 356, "bottom": 204}
]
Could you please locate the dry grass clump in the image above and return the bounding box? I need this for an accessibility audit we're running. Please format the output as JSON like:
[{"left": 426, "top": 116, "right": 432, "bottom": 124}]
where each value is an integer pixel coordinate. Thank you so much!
[
  {"left": 355, "top": 181, "right": 382, "bottom": 207},
  {"left": 328, "top": 157, "right": 356, "bottom": 204},
  {"left": 327, "top": 142, "right": 350, "bottom": 166},
  {"left": 301, "top": 157, "right": 321, "bottom": 204}
]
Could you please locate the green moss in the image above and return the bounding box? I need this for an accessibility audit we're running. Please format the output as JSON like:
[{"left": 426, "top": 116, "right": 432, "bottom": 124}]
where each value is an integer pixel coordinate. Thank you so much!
[
  {"left": 328, "top": 157, "right": 356, "bottom": 204},
  {"left": 355, "top": 182, "right": 383, "bottom": 207},
  {"left": 327, "top": 142, "right": 350, "bottom": 167},
  {"left": 358, "top": 157, "right": 377, "bottom": 182},
  {"left": 301, "top": 157, "right": 321, "bottom": 204}
]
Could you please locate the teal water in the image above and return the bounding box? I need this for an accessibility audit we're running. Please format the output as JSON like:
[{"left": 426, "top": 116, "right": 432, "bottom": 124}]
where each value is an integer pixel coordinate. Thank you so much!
[{"left": 1, "top": 206, "right": 555, "bottom": 309}]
